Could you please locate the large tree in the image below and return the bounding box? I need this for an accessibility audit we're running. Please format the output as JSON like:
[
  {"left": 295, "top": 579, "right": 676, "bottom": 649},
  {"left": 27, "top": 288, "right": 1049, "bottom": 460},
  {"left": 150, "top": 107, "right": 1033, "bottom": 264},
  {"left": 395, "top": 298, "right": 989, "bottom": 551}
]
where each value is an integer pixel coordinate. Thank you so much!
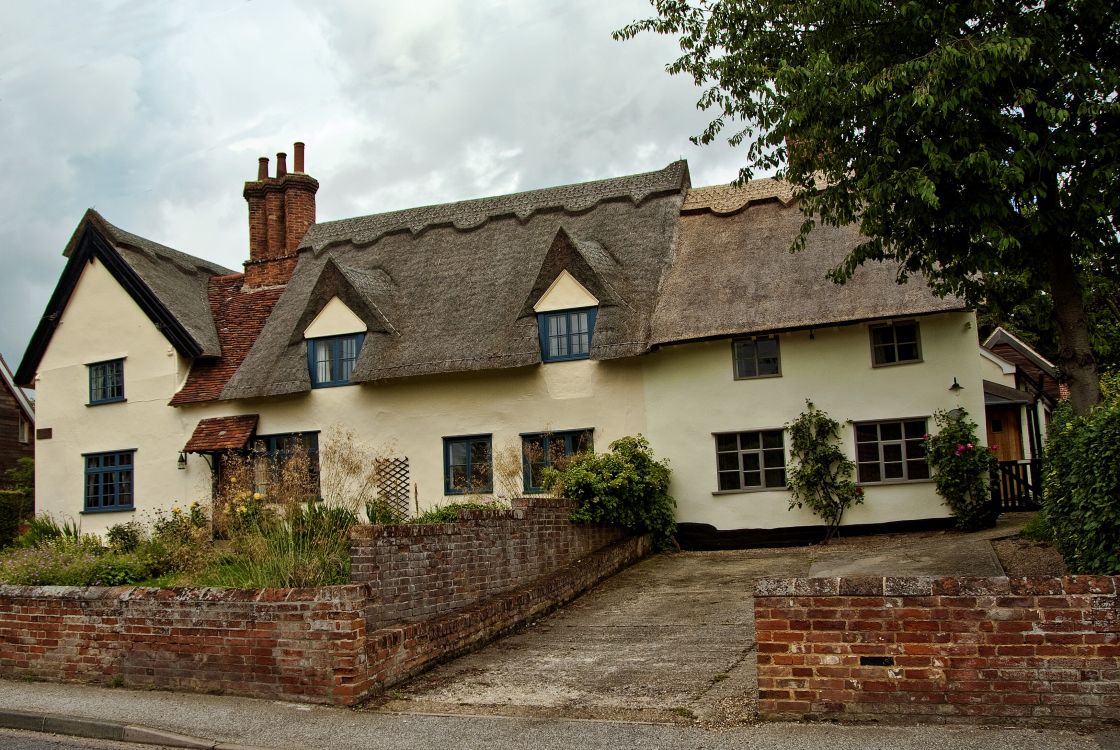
[{"left": 617, "top": 0, "right": 1119, "bottom": 414}]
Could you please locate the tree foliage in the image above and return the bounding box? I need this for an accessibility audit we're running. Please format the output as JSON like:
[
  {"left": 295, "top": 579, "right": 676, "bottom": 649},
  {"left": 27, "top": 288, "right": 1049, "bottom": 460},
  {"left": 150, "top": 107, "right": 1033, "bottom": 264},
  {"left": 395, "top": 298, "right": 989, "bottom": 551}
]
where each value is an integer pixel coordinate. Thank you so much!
[
  {"left": 617, "top": 0, "right": 1119, "bottom": 413},
  {"left": 785, "top": 402, "right": 862, "bottom": 541},
  {"left": 923, "top": 409, "right": 999, "bottom": 531},
  {"left": 1043, "top": 373, "right": 1120, "bottom": 574}
]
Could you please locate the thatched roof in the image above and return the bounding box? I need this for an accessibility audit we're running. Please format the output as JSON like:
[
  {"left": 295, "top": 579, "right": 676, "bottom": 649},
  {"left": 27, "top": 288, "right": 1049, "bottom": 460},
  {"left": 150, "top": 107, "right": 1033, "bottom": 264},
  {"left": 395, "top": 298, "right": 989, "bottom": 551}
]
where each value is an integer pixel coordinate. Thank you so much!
[
  {"left": 86, "top": 212, "right": 233, "bottom": 358},
  {"left": 220, "top": 162, "right": 690, "bottom": 399},
  {"left": 648, "top": 184, "right": 964, "bottom": 346}
]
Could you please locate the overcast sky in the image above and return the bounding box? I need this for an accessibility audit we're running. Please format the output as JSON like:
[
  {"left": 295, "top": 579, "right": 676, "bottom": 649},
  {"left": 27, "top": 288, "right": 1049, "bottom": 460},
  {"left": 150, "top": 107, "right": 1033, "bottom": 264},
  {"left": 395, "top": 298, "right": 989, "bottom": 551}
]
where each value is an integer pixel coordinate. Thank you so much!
[{"left": 0, "top": 0, "right": 751, "bottom": 372}]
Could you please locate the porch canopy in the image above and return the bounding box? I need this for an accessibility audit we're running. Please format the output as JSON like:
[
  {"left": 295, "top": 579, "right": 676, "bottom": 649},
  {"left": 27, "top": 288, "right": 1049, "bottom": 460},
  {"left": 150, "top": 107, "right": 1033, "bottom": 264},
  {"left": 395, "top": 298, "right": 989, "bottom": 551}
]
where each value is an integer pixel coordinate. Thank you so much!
[
  {"left": 183, "top": 414, "right": 259, "bottom": 453},
  {"left": 983, "top": 380, "right": 1033, "bottom": 406}
]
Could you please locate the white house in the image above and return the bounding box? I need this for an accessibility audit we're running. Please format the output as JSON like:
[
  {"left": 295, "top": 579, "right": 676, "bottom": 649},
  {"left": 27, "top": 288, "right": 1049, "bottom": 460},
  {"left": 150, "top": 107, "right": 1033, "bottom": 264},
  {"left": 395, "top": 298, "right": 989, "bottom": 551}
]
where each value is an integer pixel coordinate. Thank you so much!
[{"left": 16, "top": 145, "right": 985, "bottom": 546}]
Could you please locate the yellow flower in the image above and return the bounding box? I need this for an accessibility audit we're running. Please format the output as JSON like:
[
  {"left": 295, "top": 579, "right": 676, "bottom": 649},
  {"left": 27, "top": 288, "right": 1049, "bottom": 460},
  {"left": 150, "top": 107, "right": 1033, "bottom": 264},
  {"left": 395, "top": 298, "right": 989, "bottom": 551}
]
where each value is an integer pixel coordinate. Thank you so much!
[
  {"left": 237, "top": 505, "right": 247, "bottom": 514},
  {"left": 172, "top": 505, "right": 181, "bottom": 514},
  {"left": 253, "top": 492, "right": 263, "bottom": 501}
]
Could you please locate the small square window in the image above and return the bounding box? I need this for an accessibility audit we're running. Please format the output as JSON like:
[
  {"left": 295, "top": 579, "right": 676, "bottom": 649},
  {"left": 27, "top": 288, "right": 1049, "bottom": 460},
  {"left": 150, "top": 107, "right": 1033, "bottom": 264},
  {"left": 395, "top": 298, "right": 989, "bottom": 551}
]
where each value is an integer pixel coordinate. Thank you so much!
[
  {"left": 308, "top": 333, "right": 364, "bottom": 387},
  {"left": 17, "top": 414, "right": 30, "bottom": 444},
  {"left": 870, "top": 321, "right": 922, "bottom": 366},
  {"left": 854, "top": 419, "right": 930, "bottom": 484},
  {"left": 84, "top": 450, "right": 135, "bottom": 512},
  {"left": 538, "top": 308, "right": 597, "bottom": 362},
  {"left": 444, "top": 435, "right": 493, "bottom": 494},
  {"left": 522, "top": 429, "right": 594, "bottom": 492},
  {"left": 88, "top": 359, "right": 124, "bottom": 405},
  {"left": 714, "top": 430, "right": 787, "bottom": 491},
  {"left": 733, "top": 336, "right": 781, "bottom": 379}
]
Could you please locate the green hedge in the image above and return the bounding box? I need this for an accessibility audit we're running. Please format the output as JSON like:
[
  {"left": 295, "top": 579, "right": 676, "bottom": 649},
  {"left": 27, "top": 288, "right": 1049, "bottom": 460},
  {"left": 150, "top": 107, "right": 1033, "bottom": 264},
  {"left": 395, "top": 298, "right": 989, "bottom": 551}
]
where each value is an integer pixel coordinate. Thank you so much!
[{"left": 1043, "top": 374, "right": 1120, "bottom": 574}]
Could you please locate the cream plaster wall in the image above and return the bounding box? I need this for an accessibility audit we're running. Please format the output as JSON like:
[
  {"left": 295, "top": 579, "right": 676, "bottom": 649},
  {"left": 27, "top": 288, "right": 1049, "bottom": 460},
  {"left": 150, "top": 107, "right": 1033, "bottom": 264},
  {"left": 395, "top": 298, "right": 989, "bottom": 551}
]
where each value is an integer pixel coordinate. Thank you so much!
[
  {"left": 34, "top": 260, "right": 214, "bottom": 534},
  {"left": 303, "top": 297, "right": 367, "bottom": 338},
  {"left": 533, "top": 271, "right": 599, "bottom": 312},
  {"left": 641, "top": 312, "right": 986, "bottom": 530}
]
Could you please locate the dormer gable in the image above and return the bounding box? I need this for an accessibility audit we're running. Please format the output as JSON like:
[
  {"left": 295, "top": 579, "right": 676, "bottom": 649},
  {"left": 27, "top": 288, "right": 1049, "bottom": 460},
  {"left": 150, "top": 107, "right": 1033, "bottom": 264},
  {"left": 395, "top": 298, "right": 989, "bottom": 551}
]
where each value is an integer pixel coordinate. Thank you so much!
[
  {"left": 303, "top": 297, "right": 368, "bottom": 339},
  {"left": 533, "top": 270, "right": 599, "bottom": 313},
  {"left": 287, "top": 257, "right": 395, "bottom": 346}
]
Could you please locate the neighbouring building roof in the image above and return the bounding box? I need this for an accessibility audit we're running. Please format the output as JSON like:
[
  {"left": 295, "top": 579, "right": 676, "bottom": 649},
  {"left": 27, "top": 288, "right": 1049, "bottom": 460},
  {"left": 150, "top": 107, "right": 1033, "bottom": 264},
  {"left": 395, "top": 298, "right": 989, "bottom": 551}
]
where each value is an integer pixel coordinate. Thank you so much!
[
  {"left": 649, "top": 185, "right": 965, "bottom": 346},
  {"left": 982, "top": 326, "right": 1060, "bottom": 401},
  {"left": 0, "top": 353, "right": 34, "bottom": 422},
  {"left": 184, "top": 414, "right": 260, "bottom": 452}
]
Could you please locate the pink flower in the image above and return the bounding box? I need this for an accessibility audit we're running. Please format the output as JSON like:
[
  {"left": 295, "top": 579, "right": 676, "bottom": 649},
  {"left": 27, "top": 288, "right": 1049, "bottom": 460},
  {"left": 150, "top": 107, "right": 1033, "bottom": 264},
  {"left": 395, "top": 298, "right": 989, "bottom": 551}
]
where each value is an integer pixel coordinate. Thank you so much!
[{"left": 922, "top": 433, "right": 931, "bottom": 441}]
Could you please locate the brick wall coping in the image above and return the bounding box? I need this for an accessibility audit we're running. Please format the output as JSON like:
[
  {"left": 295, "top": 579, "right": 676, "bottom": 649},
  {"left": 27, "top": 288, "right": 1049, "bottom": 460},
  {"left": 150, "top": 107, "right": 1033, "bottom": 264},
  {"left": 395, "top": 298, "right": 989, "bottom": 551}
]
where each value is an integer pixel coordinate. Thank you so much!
[
  {"left": 754, "top": 575, "right": 1118, "bottom": 597},
  {"left": 0, "top": 583, "right": 370, "bottom": 604}
]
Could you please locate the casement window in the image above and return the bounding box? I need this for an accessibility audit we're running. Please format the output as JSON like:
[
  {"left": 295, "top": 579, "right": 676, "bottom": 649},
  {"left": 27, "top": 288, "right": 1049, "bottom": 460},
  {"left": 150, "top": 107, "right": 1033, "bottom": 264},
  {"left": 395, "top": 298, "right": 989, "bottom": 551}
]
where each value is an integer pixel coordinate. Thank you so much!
[
  {"left": 855, "top": 419, "right": 930, "bottom": 483},
  {"left": 538, "top": 308, "right": 597, "bottom": 362},
  {"left": 17, "top": 414, "right": 30, "bottom": 444},
  {"left": 84, "top": 450, "right": 135, "bottom": 512},
  {"left": 870, "top": 321, "right": 921, "bottom": 366},
  {"left": 444, "top": 435, "right": 493, "bottom": 494},
  {"left": 522, "top": 429, "right": 594, "bottom": 492},
  {"left": 733, "top": 336, "right": 781, "bottom": 379},
  {"left": 308, "top": 333, "right": 364, "bottom": 387},
  {"left": 250, "top": 432, "right": 320, "bottom": 496},
  {"left": 88, "top": 359, "right": 124, "bottom": 404},
  {"left": 715, "top": 430, "right": 786, "bottom": 491}
]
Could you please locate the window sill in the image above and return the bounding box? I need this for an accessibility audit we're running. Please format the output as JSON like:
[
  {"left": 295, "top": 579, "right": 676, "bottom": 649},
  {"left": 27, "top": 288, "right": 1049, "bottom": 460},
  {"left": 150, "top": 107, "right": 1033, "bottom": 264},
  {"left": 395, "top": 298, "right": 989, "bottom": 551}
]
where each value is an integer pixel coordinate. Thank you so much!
[
  {"left": 733, "top": 373, "right": 782, "bottom": 381},
  {"left": 87, "top": 399, "right": 127, "bottom": 407},
  {"left": 871, "top": 359, "right": 923, "bottom": 369},
  {"left": 81, "top": 507, "right": 136, "bottom": 515},
  {"left": 541, "top": 356, "right": 592, "bottom": 364},
  {"left": 712, "top": 487, "right": 787, "bottom": 496},
  {"left": 310, "top": 381, "right": 356, "bottom": 389},
  {"left": 858, "top": 478, "right": 935, "bottom": 486}
]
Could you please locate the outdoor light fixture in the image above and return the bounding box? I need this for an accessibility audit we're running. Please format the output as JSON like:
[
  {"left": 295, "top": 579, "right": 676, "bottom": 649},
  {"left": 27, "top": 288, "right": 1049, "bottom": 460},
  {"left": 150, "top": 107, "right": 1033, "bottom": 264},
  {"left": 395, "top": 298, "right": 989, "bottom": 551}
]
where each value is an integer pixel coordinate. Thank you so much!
[
  {"left": 177, "top": 451, "right": 188, "bottom": 470},
  {"left": 949, "top": 377, "right": 963, "bottom": 392}
]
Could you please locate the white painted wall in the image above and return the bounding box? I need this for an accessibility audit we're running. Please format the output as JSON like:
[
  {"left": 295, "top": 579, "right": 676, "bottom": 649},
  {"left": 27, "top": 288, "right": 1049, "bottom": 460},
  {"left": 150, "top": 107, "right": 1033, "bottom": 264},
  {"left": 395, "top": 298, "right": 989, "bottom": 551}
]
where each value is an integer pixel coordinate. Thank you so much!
[
  {"left": 31, "top": 258, "right": 984, "bottom": 537},
  {"left": 642, "top": 312, "right": 986, "bottom": 530}
]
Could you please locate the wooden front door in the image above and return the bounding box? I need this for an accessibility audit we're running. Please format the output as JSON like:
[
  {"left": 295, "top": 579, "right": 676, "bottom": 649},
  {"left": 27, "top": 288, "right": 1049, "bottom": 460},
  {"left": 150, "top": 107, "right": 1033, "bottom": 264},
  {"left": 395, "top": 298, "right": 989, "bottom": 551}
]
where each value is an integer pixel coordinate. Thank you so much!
[{"left": 986, "top": 406, "right": 1024, "bottom": 462}]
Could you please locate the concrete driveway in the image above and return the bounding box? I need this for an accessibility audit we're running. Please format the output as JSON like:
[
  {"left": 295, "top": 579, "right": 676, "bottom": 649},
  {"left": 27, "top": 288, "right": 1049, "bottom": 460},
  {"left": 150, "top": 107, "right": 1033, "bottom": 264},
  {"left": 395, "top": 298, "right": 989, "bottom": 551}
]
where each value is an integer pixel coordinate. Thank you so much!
[{"left": 374, "top": 517, "right": 1021, "bottom": 725}]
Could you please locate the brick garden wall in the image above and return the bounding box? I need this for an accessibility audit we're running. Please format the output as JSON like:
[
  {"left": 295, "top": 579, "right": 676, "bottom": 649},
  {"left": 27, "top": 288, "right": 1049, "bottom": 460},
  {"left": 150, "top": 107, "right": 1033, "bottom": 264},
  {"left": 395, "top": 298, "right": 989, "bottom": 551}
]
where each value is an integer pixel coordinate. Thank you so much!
[
  {"left": 351, "top": 497, "right": 627, "bottom": 628},
  {"left": 0, "top": 497, "right": 647, "bottom": 705},
  {"left": 755, "top": 576, "right": 1120, "bottom": 726}
]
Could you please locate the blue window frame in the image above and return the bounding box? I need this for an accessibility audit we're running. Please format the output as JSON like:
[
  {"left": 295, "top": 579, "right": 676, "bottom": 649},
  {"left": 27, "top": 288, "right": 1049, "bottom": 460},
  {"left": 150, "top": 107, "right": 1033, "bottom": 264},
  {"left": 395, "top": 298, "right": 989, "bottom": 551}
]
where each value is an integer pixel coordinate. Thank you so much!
[
  {"left": 443, "top": 435, "right": 493, "bottom": 494},
  {"left": 308, "top": 333, "right": 364, "bottom": 387},
  {"left": 521, "top": 429, "right": 593, "bottom": 492},
  {"left": 84, "top": 450, "right": 135, "bottom": 512},
  {"left": 538, "top": 308, "right": 597, "bottom": 362},
  {"left": 88, "top": 359, "right": 124, "bottom": 404}
]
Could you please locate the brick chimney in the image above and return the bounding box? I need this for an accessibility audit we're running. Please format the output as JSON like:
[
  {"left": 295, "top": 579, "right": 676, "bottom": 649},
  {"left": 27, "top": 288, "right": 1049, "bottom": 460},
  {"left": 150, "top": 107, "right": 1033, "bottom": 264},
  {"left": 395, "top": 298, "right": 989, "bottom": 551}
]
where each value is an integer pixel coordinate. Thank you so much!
[{"left": 243, "top": 142, "right": 319, "bottom": 288}]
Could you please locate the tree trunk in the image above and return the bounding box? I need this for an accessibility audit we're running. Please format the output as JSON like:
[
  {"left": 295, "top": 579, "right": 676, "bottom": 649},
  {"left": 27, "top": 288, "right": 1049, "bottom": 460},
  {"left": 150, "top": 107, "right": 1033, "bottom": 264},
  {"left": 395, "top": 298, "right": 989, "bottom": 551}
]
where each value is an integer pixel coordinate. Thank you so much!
[{"left": 1047, "top": 236, "right": 1102, "bottom": 416}]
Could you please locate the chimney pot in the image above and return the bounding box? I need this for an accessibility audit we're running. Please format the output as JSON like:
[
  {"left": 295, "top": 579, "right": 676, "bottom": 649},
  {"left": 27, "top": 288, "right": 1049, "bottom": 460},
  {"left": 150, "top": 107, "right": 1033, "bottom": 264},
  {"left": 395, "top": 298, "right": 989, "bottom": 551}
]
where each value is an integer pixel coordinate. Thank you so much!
[
  {"left": 293, "top": 142, "right": 305, "bottom": 173},
  {"left": 276, "top": 152, "right": 288, "bottom": 178},
  {"left": 257, "top": 157, "right": 269, "bottom": 180}
]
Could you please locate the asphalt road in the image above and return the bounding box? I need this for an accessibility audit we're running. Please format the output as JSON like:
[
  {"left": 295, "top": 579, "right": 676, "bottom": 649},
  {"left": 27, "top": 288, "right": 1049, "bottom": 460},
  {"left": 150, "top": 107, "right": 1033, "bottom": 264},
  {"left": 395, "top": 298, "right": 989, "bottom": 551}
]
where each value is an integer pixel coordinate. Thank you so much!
[{"left": 0, "top": 728, "right": 170, "bottom": 750}]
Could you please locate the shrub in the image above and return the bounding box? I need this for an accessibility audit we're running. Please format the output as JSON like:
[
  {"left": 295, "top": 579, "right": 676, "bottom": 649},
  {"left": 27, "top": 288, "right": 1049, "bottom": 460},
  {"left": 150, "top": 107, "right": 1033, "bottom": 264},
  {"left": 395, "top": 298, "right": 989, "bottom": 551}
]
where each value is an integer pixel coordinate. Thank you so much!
[
  {"left": 785, "top": 402, "right": 861, "bottom": 541},
  {"left": 1020, "top": 511, "right": 1054, "bottom": 543},
  {"left": 542, "top": 435, "right": 676, "bottom": 549},
  {"left": 413, "top": 501, "right": 507, "bottom": 524},
  {"left": 1043, "top": 374, "right": 1120, "bottom": 574},
  {"left": 0, "top": 458, "right": 34, "bottom": 549},
  {"left": 365, "top": 499, "right": 406, "bottom": 525},
  {"left": 105, "top": 521, "right": 144, "bottom": 553},
  {"left": 924, "top": 409, "right": 999, "bottom": 531}
]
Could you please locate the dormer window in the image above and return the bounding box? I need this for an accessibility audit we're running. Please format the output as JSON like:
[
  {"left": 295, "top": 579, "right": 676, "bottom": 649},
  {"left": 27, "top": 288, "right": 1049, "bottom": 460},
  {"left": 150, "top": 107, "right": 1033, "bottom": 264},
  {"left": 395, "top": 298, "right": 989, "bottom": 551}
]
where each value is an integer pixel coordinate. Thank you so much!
[
  {"left": 538, "top": 307, "right": 597, "bottom": 362},
  {"left": 308, "top": 333, "right": 364, "bottom": 388}
]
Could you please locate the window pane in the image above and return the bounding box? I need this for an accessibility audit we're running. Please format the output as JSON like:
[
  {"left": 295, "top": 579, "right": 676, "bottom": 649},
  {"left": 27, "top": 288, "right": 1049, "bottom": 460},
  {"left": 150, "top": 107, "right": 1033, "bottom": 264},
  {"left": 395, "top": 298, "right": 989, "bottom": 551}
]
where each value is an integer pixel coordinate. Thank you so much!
[
  {"left": 572, "top": 331, "right": 589, "bottom": 355},
  {"left": 895, "top": 323, "right": 918, "bottom": 344},
  {"left": 573, "top": 431, "right": 593, "bottom": 453},
  {"left": 904, "top": 420, "right": 927, "bottom": 439},
  {"left": 740, "top": 432, "right": 760, "bottom": 450},
  {"left": 570, "top": 312, "right": 588, "bottom": 334},
  {"left": 717, "top": 452, "right": 739, "bottom": 471},
  {"left": 883, "top": 443, "right": 903, "bottom": 462},
  {"left": 548, "top": 314, "right": 567, "bottom": 337},
  {"left": 743, "top": 453, "right": 760, "bottom": 472},
  {"left": 856, "top": 443, "right": 880, "bottom": 462},
  {"left": 743, "top": 470, "right": 762, "bottom": 487},
  {"left": 897, "top": 342, "right": 919, "bottom": 361},
  {"left": 471, "top": 440, "right": 491, "bottom": 462},
  {"left": 907, "top": 439, "right": 927, "bottom": 460},
  {"left": 884, "top": 462, "right": 904, "bottom": 479},
  {"left": 880, "top": 422, "right": 902, "bottom": 441},
  {"left": 716, "top": 434, "right": 737, "bottom": 452},
  {"left": 763, "top": 449, "right": 784, "bottom": 469},
  {"left": 873, "top": 344, "right": 896, "bottom": 365},
  {"left": 449, "top": 442, "right": 467, "bottom": 465},
  {"left": 734, "top": 341, "right": 757, "bottom": 378},
  {"left": 907, "top": 461, "right": 930, "bottom": 480},
  {"left": 761, "top": 430, "right": 783, "bottom": 449},
  {"left": 756, "top": 338, "right": 780, "bottom": 375},
  {"left": 764, "top": 469, "right": 786, "bottom": 488},
  {"left": 316, "top": 341, "right": 332, "bottom": 382},
  {"left": 858, "top": 462, "right": 881, "bottom": 483},
  {"left": 718, "top": 471, "right": 740, "bottom": 491},
  {"left": 856, "top": 424, "right": 879, "bottom": 443}
]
